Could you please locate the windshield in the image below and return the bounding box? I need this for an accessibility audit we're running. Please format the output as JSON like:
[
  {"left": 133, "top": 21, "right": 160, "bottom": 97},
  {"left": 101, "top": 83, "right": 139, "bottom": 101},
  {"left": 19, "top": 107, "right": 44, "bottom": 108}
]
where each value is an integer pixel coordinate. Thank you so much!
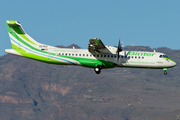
[{"left": 159, "top": 55, "right": 168, "bottom": 58}]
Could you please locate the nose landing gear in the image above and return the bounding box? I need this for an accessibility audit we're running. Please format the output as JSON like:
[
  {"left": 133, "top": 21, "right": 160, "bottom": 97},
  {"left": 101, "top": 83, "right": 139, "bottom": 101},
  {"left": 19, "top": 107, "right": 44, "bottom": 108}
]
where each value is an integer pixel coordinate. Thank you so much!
[{"left": 163, "top": 68, "right": 168, "bottom": 75}]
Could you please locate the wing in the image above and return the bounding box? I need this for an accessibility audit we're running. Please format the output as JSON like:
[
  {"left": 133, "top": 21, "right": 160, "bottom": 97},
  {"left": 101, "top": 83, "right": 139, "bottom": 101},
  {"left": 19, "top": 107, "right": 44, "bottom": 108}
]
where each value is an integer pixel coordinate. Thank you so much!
[{"left": 88, "top": 38, "right": 112, "bottom": 54}]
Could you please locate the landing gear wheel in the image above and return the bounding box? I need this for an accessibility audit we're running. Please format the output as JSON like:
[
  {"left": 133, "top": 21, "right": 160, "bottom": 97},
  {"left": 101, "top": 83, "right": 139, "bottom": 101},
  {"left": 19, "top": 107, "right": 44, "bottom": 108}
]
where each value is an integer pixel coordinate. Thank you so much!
[
  {"left": 94, "top": 67, "right": 101, "bottom": 74},
  {"left": 164, "top": 71, "right": 167, "bottom": 75},
  {"left": 94, "top": 65, "right": 103, "bottom": 74}
]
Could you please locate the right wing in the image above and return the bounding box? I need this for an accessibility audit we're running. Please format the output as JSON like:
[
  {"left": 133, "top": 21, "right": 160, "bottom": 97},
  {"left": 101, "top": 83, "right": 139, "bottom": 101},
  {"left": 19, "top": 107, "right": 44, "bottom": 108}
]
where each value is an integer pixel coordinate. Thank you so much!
[{"left": 88, "top": 38, "right": 112, "bottom": 54}]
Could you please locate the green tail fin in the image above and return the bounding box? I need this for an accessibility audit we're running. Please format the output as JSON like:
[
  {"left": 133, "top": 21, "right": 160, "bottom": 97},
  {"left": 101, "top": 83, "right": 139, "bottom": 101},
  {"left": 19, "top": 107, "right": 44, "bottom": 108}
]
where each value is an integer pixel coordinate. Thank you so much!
[{"left": 6, "top": 20, "right": 41, "bottom": 48}]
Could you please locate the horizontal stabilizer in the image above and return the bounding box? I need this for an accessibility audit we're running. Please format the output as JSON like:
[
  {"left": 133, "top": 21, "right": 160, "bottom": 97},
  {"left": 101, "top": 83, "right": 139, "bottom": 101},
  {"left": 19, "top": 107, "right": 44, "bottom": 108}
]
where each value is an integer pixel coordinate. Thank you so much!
[{"left": 4, "top": 49, "right": 22, "bottom": 56}]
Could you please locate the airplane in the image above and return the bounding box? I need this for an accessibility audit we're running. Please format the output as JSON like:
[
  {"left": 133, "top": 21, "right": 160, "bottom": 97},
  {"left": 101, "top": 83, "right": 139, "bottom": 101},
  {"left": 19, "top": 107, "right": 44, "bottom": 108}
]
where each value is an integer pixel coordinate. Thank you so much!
[{"left": 4, "top": 20, "right": 176, "bottom": 75}]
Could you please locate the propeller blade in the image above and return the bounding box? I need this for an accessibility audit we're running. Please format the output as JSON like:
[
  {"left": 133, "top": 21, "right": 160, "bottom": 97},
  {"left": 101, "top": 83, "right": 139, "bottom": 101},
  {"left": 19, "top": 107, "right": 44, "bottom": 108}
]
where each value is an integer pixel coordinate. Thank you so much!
[
  {"left": 117, "top": 39, "right": 122, "bottom": 62},
  {"left": 118, "top": 39, "right": 120, "bottom": 49},
  {"left": 117, "top": 39, "right": 122, "bottom": 52}
]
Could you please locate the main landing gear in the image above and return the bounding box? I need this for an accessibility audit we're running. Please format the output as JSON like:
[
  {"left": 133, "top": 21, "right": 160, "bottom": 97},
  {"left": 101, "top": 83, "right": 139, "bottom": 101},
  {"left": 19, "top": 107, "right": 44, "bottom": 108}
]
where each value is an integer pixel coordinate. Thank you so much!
[{"left": 94, "top": 65, "right": 103, "bottom": 74}]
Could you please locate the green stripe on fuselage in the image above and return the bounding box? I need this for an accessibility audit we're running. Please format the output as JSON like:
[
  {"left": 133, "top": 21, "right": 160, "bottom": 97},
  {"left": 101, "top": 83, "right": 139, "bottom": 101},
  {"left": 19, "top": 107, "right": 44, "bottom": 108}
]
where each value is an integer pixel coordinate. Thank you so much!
[
  {"left": 11, "top": 43, "right": 65, "bottom": 64},
  {"left": 164, "top": 58, "right": 175, "bottom": 63},
  {"left": 59, "top": 55, "right": 115, "bottom": 68}
]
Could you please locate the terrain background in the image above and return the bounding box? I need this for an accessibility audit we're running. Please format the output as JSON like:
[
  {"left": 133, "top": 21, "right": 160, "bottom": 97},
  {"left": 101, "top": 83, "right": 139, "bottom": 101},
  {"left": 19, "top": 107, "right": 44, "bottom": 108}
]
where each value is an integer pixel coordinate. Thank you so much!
[{"left": 0, "top": 45, "right": 180, "bottom": 120}]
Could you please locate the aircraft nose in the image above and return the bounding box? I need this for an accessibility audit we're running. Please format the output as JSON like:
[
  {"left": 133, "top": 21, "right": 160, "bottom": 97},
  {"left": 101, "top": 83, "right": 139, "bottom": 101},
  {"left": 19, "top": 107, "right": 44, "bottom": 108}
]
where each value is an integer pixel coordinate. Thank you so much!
[{"left": 172, "top": 61, "right": 176, "bottom": 67}]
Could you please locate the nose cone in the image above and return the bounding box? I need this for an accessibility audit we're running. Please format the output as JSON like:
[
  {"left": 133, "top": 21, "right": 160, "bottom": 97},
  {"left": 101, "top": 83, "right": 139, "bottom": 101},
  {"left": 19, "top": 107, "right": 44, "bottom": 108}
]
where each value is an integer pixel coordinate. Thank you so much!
[
  {"left": 172, "top": 61, "right": 176, "bottom": 67},
  {"left": 163, "top": 58, "right": 176, "bottom": 68},
  {"left": 169, "top": 59, "right": 176, "bottom": 67}
]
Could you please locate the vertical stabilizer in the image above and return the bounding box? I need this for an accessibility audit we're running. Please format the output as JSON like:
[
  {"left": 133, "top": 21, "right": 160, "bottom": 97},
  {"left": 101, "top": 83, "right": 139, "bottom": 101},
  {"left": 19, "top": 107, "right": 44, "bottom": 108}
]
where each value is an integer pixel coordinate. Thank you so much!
[{"left": 6, "top": 20, "right": 42, "bottom": 49}]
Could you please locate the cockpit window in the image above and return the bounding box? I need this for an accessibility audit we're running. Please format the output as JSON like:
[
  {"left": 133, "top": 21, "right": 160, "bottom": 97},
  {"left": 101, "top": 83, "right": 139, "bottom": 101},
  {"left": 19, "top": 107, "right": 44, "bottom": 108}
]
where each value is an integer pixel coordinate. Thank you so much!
[
  {"left": 164, "top": 55, "right": 168, "bottom": 58},
  {"left": 159, "top": 55, "right": 168, "bottom": 58}
]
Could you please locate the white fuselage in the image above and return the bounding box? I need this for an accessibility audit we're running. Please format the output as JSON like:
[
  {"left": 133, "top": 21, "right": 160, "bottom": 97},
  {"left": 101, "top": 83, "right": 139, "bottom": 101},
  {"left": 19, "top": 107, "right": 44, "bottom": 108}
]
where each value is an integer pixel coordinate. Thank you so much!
[{"left": 44, "top": 46, "right": 175, "bottom": 69}]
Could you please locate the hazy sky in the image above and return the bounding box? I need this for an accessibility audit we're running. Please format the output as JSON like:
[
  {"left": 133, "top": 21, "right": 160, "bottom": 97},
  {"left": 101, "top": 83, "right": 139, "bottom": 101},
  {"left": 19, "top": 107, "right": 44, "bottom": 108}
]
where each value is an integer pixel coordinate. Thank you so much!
[{"left": 0, "top": 0, "right": 180, "bottom": 56}]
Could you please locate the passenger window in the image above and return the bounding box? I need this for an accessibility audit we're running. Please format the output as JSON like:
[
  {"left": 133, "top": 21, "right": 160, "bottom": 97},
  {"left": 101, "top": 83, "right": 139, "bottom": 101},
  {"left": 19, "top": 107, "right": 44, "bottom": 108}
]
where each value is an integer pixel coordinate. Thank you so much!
[
  {"left": 69, "top": 54, "right": 71, "bottom": 56},
  {"left": 139, "top": 56, "right": 140, "bottom": 59},
  {"left": 62, "top": 53, "right": 64, "bottom": 55},
  {"left": 142, "top": 57, "right": 144, "bottom": 59},
  {"left": 111, "top": 55, "right": 113, "bottom": 58},
  {"left": 135, "top": 56, "right": 137, "bottom": 59},
  {"left": 121, "top": 56, "right": 123, "bottom": 58},
  {"left": 72, "top": 54, "right": 74, "bottom": 56},
  {"left": 132, "top": 56, "right": 133, "bottom": 58},
  {"left": 86, "top": 54, "right": 88, "bottom": 57},
  {"left": 97, "top": 55, "right": 99, "bottom": 57},
  {"left": 83, "top": 54, "right": 85, "bottom": 56},
  {"left": 114, "top": 55, "right": 116, "bottom": 58},
  {"left": 101, "top": 55, "right": 103, "bottom": 57},
  {"left": 93, "top": 55, "right": 96, "bottom": 57},
  {"left": 79, "top": 54, "right": 81, "bottom": 56},
  {"left": 76, "top": 54, "right": 77, "bottom": 56},
  {"left": 107, "top": 55, "right": 110, "bottom": 58},
  {"left": 65, "top": 53, "right": 67, "bottom": 56}
]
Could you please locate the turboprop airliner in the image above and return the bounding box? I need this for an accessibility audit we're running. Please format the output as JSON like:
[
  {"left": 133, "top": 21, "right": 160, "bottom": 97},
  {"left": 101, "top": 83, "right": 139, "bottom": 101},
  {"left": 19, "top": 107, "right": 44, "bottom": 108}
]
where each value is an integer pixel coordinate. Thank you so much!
[{"left": 4, "top": 20, "right": 176, "bottom": 75}]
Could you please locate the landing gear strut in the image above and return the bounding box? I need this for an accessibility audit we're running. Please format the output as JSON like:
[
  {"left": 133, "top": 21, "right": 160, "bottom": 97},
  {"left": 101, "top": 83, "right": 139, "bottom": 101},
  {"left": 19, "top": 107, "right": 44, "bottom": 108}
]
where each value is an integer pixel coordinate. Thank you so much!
[
  {"left": 94, "top": 65, "right": 103, "bottom": 74},
  {"left": 163, "top": 68, "right": 168, "bottom": 75}
]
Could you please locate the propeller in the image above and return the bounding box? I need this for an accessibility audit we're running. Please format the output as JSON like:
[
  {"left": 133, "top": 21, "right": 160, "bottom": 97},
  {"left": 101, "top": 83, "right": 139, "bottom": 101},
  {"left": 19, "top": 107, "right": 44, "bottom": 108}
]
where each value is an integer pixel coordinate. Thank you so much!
[{"left": 117, "top": 38, "right": 122, "bottom": 62}]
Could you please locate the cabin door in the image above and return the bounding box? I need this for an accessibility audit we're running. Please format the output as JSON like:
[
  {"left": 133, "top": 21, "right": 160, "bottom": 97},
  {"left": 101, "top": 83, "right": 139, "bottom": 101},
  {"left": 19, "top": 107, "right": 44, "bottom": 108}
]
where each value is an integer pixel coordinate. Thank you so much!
[{"left": 47, "top": 53, "right": 52, "bottom": 61}]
